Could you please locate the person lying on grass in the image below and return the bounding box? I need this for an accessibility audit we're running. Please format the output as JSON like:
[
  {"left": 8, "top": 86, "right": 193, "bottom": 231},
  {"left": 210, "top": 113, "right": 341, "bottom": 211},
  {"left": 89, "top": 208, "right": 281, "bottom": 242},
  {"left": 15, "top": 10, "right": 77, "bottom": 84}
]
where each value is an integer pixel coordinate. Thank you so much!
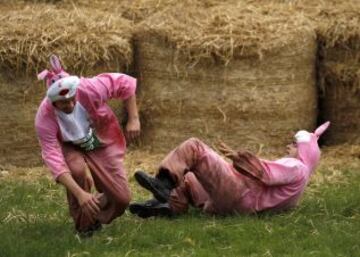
[
  {"left": 35, "top": 55, "right": 140, "bottom": 237},
  {"left": 129, "top": 122, "right": 330, "bottom": 218}
]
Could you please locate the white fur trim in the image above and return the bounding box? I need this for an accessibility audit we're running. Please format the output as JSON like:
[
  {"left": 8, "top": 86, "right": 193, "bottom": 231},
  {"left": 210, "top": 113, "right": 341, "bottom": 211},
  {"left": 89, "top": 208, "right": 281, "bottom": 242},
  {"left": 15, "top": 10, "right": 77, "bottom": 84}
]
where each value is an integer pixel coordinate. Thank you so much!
[
  {"left": 55, "top": 102, "right": 91, "bottom": 143},
  {"left": 295, "top": 130, "right": 312, "bottom": 143}
]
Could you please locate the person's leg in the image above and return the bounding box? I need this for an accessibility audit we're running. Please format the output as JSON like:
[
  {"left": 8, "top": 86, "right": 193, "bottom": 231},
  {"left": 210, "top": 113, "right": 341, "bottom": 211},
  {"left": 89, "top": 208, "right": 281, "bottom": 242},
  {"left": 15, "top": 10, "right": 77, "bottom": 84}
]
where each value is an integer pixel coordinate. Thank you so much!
[
  {"left": 132, "top": 137, "right": 212, "bottom": 202},
  {"left": 129, "top": 199, "right": 173, "bottom": 218},
  {"left": 159, "top": 138, "right": 250, "bottom": 215},
  {"left": 134, "top": 170, "right": 173, "bottom": 202},
  {"left": 169, "top": 172, "right": 210, "bottom": 214},
  {"left": 130, "top": 171, "right": 211, "bottom": 218},
  {"left": 85, "top": 143, "right": 131, "bottom": 224},
  {"left": 62, "top": 144, "right": 95, "bottom": 233},
  {"left": 132, "top": 138, "right": 251, "bottom": 215}
]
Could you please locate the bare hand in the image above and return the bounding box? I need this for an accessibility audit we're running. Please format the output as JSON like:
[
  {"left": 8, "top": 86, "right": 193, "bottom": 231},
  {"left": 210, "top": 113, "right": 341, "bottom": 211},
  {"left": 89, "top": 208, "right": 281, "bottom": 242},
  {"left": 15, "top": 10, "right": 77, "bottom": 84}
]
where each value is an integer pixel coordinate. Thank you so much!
[
  {"left": 78, "top": 191, "right": 100, "bottom": 222},
  {"left": 125, "top": 117, "right": 141, "bottom": 143},
  {"left": 217, "top": 141, "right": 237, "bottom": 160}
]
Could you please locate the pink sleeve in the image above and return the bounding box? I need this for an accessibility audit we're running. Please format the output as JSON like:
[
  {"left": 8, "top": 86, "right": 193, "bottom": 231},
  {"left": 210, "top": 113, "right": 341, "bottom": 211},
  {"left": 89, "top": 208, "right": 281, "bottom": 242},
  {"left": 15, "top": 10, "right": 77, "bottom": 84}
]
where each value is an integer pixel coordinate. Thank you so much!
[
  {"left": 35, "top": 108, "right": 70, "bottom": 181},
  {"left": 259, "top": 160, "right": 307, "bottom": 186},
  {"left": 233, "top": 151, "right": 305, "bottom": 186},
  {"left": 84, "top": 73, "right": 137, "bottom": 104}
]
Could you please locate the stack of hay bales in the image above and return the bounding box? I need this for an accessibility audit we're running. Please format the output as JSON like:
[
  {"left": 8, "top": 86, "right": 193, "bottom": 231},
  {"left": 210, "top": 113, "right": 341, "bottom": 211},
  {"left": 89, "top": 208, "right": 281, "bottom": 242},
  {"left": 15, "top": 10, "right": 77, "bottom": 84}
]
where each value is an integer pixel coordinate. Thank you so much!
[
  {"left": 0, "top": 4, "right": 133, "bottom": 166},
  {"left": 0, "top": 76, "right": 44, "bottom": 166},
  {"left": 236, "top": 0, "right": 360, "bottom": 145},
  {"left": 0, "top": 5, "right": 132, "bottom": 74},
  {"left": 268, "top": 0, "right": 360, "bottom": 145},
  {"left": 314, "top": 3, "right": 360, "bottom": 145},
  {"left": 135, "top": 2, "right": 318, "bottom": 153}
]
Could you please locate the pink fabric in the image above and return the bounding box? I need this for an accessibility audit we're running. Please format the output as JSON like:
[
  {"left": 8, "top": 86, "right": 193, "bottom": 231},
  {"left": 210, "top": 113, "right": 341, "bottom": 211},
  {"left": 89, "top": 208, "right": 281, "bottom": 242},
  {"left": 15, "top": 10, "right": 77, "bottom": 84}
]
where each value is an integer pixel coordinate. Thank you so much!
[
  {"left": 158, "top": 138, "right": 317, "bottom": 215},
  {"left": 253, "top": 158, "right": 308, "bottom": 211},
  {"left": 63, "top": 142, "right": 131, "bottom": 231},
  {"left": 35, "top": 73, "right": 136, "bottom": 180},
  {"left": 38, "top": 55, "right": 70, "bottom": 88},
  {"left": 169, "top": 172, "right": 210, "bottom": 214},
  {"left": 296, "top": 121, "right": 331, "bottom": 176}
]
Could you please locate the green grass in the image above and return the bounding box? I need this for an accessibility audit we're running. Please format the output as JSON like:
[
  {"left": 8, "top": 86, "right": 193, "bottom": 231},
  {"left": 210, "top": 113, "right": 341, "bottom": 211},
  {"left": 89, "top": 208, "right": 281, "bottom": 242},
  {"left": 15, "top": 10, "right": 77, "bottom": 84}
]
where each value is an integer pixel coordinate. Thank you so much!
[{"left": 0, "top": 171, "right": 360, "bottom": 257}]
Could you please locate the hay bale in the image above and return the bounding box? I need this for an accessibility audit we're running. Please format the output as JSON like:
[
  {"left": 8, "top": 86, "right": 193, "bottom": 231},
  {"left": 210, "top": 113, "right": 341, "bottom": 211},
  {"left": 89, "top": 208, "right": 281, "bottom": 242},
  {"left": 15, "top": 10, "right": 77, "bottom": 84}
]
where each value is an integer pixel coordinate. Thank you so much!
[
  {"left": 319, "top": 50, "right": 360, "bottom": 144},
  {"left": 313, "top": 2, "right": 360, "bottom": 144},
  {"left": 116, "top": 0, "right": 220, "bottom": 23},
  {"left": 69, "top": 0, "right": 178, "bottom": 23},
  {"left": 56, "top": 0, "right": 225, "bottom": 24},
  {"left": 260, "top": 0, "right": 360, "bottom": 144},
  {"left": 0, "top": 4, "right": 133, "bottom": 75},
  {"left": 0, "top": 75, "right": 44, "bottom": 166},
  {"left": 135, "top": 3, "right": 318, "bottom": 153},
  {"left": 9, "top": 0, "right": 246, "bottom": 25}
]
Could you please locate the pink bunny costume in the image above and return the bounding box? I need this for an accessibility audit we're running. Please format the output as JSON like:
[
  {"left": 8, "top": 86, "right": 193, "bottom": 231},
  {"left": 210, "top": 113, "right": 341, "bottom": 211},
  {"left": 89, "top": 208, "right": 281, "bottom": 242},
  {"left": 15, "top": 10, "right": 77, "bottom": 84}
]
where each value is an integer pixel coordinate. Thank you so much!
[
  {"left": 35, "top": 55, "right": 136, "bottom": 232},
  {"left": 153, "top": 122, "right": 330, "bottom": 215}
]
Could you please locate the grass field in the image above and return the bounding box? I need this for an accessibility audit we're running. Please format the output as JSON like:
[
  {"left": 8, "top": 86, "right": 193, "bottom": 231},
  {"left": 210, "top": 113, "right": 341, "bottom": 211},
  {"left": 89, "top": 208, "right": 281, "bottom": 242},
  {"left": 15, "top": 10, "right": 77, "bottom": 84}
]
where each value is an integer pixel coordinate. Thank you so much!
[{"left": 0, "top": 150, "right": 359, "bottom": 257}]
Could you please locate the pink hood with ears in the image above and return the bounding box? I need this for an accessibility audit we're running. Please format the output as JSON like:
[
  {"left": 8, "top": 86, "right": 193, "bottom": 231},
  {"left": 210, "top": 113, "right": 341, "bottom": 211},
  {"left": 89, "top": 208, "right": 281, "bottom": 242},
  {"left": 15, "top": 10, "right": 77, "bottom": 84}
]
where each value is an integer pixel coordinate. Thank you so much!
[
  {"left": 295, "top": 121, "right": 330, "bottom": 175},
  {"left": 37, "top": 55, "right": 70, "bottom": 88}
]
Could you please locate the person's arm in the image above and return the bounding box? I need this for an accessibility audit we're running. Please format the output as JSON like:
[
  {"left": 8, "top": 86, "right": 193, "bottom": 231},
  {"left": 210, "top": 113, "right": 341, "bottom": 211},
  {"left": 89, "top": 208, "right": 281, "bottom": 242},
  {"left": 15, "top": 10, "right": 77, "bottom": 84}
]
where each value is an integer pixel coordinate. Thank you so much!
[
  {"left": 57, "top": 173, "right": 100, "bottom": 222},
  {"left": 35, "top": 110, "right": 70, "bottom": 180},
  {"left": 124, "top": 94, "right": 140, "bottom": 142},
  {"left": 85, "top": 73, "right": 141, "bottom": 142},
  {"left": 217, "top": 142, "right": 305, "bottom": 186}
]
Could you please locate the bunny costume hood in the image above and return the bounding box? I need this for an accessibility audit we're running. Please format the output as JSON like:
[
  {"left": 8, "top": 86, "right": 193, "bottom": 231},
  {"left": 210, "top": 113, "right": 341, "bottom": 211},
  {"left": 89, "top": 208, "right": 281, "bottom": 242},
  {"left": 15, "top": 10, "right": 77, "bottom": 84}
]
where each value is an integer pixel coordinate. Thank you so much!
[
  {"left": 260, "top": 121, "right": 331, "bottom": 181},
  {"left": 37, "top": 55, "right": 80, "bottom": 102},
  {"left": 294, "top": 121, "right": 331, "bottom": 175}
]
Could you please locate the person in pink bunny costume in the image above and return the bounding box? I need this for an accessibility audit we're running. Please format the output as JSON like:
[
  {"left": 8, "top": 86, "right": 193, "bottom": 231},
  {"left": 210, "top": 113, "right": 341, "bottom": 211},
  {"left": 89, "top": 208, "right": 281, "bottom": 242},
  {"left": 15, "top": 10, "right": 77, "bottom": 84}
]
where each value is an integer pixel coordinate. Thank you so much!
[
  {"left": 35, "top": 55, "right": 140, "bottom": 236},
  {"left": 129, "top": 122, "right": 330, "bottom": 218}
]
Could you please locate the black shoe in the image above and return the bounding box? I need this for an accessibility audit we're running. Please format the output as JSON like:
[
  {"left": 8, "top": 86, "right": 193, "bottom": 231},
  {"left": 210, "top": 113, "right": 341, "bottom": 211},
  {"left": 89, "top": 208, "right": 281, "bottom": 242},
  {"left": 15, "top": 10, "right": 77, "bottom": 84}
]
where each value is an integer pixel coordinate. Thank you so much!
[
  {"left": 78, "top": 229, "right": 94, "bottom": 238},
  {"left": 134, "top": 171, "right": 171, "bottom": 202},
  {"left": 77, "top": 220, "right": 102, "bottom": 238},
  {"left": 91, "top": 220, "right": 102, "bottom": 232},
  {"left": 129, "top": 199, "right": 172, "bottom": 218}
]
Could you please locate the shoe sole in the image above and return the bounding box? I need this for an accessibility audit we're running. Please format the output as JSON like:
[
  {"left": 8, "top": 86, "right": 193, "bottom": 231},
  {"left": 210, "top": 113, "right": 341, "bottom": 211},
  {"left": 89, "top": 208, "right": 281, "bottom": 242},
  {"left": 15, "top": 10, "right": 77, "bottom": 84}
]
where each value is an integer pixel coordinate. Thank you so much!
[
  {"left": 134, "top": 172, "right": 168, "bottom": 202},
  {"left": 129, "top": 203, "right": 172, "bottom": 218},
  {"left": 77, "top": 221, "right": 102, "bottom": 238}
]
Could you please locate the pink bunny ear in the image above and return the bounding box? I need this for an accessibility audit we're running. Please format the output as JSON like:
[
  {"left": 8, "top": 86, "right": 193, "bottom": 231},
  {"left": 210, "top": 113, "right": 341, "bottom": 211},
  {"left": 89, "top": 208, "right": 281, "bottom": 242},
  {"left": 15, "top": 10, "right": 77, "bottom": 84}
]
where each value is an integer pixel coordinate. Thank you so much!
[
  {"left": 314, "top": 121, "right": 330, "bottom": 138},
  {"left": 37, "top": 69, "right": 50, "bottom": 80},
  {"left": 50, "top": 54, "right": 62, "bottom": 72}
]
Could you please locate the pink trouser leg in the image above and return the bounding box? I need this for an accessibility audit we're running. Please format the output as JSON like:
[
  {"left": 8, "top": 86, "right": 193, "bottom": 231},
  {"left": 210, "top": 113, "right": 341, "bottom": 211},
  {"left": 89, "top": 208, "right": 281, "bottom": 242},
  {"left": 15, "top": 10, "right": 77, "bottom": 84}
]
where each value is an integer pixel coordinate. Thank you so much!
[
  {"left": 169, "top": 172, "right": 211, "bottom": 214},
  {"left": 63, "top": 146, "right": 93, "bottom": 232},
  {"left": 63, "top": 143, "right": 130, "bottom": 231},
  {"left": 159, "top": 138, "right": 250, "bottom": 215},
  {"left": 85, "top": 143, "right": 131, "bottom": 224}
]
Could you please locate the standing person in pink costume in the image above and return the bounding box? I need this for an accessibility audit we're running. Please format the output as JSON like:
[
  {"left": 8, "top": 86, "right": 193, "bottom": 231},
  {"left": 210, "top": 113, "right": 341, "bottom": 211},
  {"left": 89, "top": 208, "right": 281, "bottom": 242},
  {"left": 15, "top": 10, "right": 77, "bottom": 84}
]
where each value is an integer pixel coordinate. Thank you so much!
[
  {"left": 129, "top": 122, "right": 330, "bottom": 218},
  {"left": 35, "top": 55, "right": 140, "bottom": 236}
]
